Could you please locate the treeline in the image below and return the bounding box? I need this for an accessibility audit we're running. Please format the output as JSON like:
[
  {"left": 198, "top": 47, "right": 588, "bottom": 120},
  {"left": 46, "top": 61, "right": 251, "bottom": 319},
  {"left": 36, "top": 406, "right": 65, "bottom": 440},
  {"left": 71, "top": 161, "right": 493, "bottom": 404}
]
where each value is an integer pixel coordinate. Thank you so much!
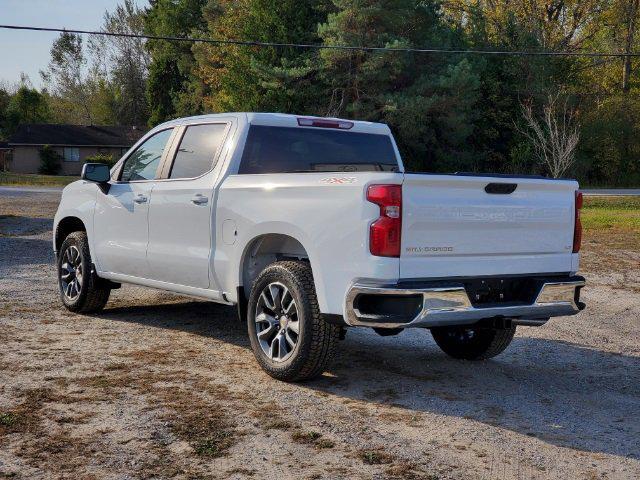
[{"left": 0, "top": 0, "right": 638, "bottom": 186}]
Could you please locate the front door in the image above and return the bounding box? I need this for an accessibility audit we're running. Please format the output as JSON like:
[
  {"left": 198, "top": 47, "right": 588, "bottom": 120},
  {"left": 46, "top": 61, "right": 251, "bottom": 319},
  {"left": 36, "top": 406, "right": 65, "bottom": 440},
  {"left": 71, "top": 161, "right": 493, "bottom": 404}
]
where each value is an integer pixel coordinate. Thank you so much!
[
  {"left": 147, "top": 122, "right": 229, "bottom": 289},
  {"left": 93, "top": 128, "right": 174, "bottom": 278}
]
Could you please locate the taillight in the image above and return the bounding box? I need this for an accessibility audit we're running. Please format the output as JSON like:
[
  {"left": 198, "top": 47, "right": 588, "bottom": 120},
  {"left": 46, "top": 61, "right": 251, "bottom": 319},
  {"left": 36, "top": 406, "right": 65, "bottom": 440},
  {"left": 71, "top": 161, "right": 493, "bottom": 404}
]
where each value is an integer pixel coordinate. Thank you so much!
[
  {"left": 367, "top": 184, "right": 402, "bottom": 257},
  {"left": 573, "top": 191, "right": 583, "bottom": 253}
]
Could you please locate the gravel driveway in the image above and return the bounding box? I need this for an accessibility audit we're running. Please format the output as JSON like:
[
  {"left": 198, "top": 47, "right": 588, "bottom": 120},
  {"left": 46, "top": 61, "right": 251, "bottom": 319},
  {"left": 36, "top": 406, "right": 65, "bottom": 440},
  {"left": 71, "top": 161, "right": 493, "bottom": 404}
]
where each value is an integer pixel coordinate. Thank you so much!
[{"left": 0, "top": 189, "right": 638, "bottom": 479}]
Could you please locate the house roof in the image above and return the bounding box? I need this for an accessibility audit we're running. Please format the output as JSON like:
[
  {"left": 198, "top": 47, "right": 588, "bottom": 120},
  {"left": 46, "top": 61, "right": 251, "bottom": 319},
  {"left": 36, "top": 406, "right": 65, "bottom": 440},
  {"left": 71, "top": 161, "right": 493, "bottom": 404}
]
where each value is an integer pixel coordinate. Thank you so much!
[{"left": 7, "top": 124, "right": 146, "bottom": 147}]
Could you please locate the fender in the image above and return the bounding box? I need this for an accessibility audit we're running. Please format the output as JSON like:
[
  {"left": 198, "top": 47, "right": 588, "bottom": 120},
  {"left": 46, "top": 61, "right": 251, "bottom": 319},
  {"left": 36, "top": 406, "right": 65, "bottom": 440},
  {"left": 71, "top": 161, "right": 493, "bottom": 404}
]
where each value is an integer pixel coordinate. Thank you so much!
[
  {"left": 219, "top": 221, "right": 330, "bottom": 312},
  {"left": 53, "top": 181, "right": 98, "bottom": 261}
]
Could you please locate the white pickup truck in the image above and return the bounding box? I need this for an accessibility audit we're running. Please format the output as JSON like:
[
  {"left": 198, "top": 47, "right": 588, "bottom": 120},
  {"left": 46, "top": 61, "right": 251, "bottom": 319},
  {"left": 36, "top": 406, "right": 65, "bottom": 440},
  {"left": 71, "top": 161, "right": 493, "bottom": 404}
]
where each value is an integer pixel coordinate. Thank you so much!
[{"left": 54, "top": 113, "right": 585, "bottom": 381}]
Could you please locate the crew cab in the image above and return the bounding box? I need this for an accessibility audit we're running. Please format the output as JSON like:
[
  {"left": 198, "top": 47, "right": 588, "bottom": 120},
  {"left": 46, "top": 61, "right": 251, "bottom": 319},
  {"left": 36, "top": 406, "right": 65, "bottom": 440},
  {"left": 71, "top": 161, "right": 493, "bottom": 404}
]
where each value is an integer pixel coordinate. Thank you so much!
[{"left": 53, "top": 113, "right": 585, "bottom": 381}]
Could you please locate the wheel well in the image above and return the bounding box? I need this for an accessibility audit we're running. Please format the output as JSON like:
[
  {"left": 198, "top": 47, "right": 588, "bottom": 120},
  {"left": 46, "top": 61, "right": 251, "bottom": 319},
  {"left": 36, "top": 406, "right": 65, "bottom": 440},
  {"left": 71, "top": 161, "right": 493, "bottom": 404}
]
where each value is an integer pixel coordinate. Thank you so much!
[
  {"left": 241, "top": 234, "right": 309, "bottom": 297},
  {"left": 55, "top": 217, "right": 86, "bottom": 253}
]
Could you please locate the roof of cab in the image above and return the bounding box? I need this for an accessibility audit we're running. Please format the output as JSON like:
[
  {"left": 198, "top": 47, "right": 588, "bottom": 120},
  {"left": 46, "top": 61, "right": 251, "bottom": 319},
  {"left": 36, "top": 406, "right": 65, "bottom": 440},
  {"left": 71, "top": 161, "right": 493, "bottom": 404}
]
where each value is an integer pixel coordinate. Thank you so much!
[{"left": 156, "top": 112, "right": 391, "bottom": 135}]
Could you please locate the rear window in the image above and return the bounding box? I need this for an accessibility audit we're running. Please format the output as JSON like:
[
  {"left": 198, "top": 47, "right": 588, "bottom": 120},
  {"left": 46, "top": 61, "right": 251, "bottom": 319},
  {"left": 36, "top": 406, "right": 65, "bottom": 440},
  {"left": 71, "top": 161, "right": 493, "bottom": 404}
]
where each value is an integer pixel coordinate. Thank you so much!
[{"left": 238, "top": 125, "right": 399, "bottom": 174}]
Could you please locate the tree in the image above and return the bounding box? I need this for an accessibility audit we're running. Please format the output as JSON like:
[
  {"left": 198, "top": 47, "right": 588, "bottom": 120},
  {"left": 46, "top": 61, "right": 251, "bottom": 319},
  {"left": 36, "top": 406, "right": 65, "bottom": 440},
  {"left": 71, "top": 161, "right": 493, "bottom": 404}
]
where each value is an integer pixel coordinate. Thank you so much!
[
  {"left": 90, "top": 0, "right": 150, "bottom": 125},
  {"left": 3, "top": 86, "right": 52, "bottom": 136},
  {"left": 194, "top": 0, "right": 329, "bottom": 114},
  {"left": 615, "top": 0, "right": 639, "bottom": 177},
  {"left": 442, "top": 0, "right": 607, "bottom": 52},
  {"left": 38, "top": 145, "right": 62, "bottom": 175},
  {"left": 41, "top": 32, "right": 94, "bottom": 124},
  {"left": 39, "top": 2, "right": 151, "bottom": 127},
  {"left": 139, "top": 0, "right": 637, "bottom": 184},
  {"left": 316, "top": 1, "right": 482, "bottom": 171},
  {"left": 570, "top": 0, "right": 640, "bottom": 185},
  {"left": 318, "top": 0, "right": 420, "bottom": 118},
  {"left": 145, "top": 0, "right": 208, "bottom": 125},
  {"left": 384, "top": 59, "right": 482, "bottom": 172},
  {"left": 0, "top": 87, "right": 11, "bottom": 140},
  {"left": 519, "top": 94, "right": 580, "bottom": 178}
]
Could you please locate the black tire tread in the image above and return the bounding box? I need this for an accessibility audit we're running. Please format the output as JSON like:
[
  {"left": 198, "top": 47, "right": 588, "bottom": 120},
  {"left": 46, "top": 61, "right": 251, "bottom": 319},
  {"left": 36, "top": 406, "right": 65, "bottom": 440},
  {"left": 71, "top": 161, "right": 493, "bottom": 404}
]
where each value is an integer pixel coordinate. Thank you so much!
[
  {"left": 247, "top": 260, "right": 340, "bottom": 382},
  {"left": 59, "top": 231, "right": 110, "bottom": 313},
  {"left": 477, "top": 327, "right": 516, "bottom": 360},
  {"left": 431, "top": 325, "right": 516, "bottom": 360}
]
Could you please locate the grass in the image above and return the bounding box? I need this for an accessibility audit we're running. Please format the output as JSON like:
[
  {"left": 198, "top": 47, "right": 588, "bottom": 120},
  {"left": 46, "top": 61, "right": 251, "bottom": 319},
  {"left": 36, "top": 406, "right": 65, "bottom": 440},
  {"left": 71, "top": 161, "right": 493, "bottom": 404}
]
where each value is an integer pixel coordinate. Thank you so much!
[
  {"left": 580, "top": 196, "right": 639, "bottom": 275},
  {"left": 0, "top": 387, "right": 59, "bottom": 436},
  {"left": 359, "top": 449, "right": 396, "bottom": 465},
  {"left": 582, "top": 196, "right": 640, "bottom": 232},
  {"left": 159, "top": 386, "right": 238, "bottom": 458},
  {"left": 582, "top": 196, "right": 640, "bottom": 252},
  {"left": 0, "top": 412, "right": 19, "bottom": 427},
  {"left": 291, "top": 430, "right": 335, "bottom": 449},
  {"left": 193, "top": 432, "right": 236, "bottom": 456},
  {"left": 291, "top": 430, "right": 323, "bottom": 444},
  {"left": 0, "top": 172, "right": 77, "bottom": 187}
]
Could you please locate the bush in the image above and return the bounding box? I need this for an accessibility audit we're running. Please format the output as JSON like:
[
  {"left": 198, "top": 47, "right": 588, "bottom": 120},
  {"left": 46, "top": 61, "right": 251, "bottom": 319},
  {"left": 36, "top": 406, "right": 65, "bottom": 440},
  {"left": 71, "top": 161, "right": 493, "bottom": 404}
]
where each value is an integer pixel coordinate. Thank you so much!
[
  {"left": 38, "top": 145, "right": 62, "bottom": 175},
  {"left": 85, "top": 152, "right": 117, "bottom": 168}
]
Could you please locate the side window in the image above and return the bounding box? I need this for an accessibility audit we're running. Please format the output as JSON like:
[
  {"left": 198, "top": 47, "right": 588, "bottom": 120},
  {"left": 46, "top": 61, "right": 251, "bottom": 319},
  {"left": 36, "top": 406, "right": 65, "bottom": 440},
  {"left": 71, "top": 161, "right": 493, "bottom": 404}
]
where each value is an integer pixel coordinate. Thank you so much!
[
  {"left": 120, "top": 129, "right": 173, "bottom": 182},
  {"left": 169, "top": 123, "right": 228, "bottom": 179}
]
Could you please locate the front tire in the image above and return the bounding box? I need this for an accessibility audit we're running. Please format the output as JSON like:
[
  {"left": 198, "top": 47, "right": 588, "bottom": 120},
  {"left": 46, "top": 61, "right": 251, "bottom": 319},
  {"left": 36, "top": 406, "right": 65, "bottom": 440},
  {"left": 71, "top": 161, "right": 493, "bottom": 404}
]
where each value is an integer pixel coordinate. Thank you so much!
[
  {"left": 57, "top": 231, "right": 110, "bottom": 313},
  {"left": 247, "top": 261, "right": 340, "bottom": 382},
  {"left": 430, "top": 324, "right": 516, "bottom": 360}
]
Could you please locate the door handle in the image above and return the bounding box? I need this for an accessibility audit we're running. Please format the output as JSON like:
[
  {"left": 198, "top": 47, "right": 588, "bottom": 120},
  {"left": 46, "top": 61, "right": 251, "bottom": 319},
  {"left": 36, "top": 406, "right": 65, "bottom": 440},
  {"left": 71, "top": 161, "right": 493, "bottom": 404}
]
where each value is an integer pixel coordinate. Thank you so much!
[
  {"left": 191, "top": 194, "right": 208, "bottom": 205},
  {"left": 133, "top": 194, "right": 148, "bottom": 204}
]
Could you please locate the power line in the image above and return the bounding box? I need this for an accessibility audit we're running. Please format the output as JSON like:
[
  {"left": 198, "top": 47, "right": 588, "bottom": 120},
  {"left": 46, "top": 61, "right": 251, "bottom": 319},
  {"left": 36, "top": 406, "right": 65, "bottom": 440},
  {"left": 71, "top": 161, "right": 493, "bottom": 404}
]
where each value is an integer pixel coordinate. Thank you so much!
[{"left": 0, "top": 24, "right": 638, "bottom": 58}]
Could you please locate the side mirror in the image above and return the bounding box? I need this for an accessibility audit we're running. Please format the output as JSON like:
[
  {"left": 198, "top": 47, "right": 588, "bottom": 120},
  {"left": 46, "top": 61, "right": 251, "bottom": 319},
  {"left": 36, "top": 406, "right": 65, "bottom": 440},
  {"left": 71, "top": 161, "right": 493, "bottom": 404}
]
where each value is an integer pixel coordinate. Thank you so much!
[{"left": 81, "top": 163, "right": 111, "bottom": 193}]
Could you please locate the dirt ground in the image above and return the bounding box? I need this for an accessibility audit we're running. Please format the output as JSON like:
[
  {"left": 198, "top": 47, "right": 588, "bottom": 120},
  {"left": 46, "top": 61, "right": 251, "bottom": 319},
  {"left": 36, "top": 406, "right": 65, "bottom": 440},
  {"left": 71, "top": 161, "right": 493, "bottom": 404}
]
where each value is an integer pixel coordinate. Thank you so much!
[{"left": 0, "top": 188, "right": 638, "bottom": 480}]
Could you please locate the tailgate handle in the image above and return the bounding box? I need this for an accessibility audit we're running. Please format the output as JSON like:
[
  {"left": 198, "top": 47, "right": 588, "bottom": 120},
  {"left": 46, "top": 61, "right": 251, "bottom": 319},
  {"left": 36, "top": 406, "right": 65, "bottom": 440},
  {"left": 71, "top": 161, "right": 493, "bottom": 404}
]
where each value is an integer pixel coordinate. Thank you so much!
[{"left": 485, "top": 183, "right": 517, "bottom": 194}]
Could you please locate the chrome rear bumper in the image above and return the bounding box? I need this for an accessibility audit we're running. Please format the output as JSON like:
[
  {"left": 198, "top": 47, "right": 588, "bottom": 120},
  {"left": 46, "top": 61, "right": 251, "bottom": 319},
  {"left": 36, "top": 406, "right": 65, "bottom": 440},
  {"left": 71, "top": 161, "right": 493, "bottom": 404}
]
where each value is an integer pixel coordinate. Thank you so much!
[{"left": 345, "top": 276, "right": 585, "bottom": 329}]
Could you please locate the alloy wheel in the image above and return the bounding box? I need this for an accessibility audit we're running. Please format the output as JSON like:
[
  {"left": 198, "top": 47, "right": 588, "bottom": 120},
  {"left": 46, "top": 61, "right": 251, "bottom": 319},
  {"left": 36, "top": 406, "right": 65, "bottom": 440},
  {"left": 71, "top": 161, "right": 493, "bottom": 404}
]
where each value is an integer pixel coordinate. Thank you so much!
[
  {"left": 254, "top": 282, "right": 299, "bottom": 362},
  {"left": 60, "top": 245, "right": 83, "bottom": 300}
]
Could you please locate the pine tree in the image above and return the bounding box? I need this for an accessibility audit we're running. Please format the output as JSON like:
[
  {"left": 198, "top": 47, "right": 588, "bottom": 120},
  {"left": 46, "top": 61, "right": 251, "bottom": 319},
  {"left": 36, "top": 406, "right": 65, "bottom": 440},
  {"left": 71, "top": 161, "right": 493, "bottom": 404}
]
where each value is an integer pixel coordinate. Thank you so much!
[
  {"left": 145, "top": 0, "right": 208, "bottom": 125},
  {"left": 195, "top": 0, "right": 330, "bottom": 114}
]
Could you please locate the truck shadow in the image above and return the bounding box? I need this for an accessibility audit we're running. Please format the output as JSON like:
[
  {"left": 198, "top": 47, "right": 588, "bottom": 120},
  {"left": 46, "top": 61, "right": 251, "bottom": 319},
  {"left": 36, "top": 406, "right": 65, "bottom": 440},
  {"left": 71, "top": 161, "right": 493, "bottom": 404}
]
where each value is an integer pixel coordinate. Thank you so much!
[
  {"left": 99, "top": 299, "right": 639, "bottom": 461},
  {"left": 322, "top": 329, "right": 640, "bottom": 461}
]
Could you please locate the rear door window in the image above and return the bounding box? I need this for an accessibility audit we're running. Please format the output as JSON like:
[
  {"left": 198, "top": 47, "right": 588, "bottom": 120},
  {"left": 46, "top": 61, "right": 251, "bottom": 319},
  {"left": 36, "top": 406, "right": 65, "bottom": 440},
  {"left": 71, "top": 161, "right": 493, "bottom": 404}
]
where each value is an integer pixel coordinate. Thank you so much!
[
  {"left": 238, "top": 125, "right": 399, "bottom": 174},
  {"left": 169, "top": 123, "right": 228, "bottom": 179}
]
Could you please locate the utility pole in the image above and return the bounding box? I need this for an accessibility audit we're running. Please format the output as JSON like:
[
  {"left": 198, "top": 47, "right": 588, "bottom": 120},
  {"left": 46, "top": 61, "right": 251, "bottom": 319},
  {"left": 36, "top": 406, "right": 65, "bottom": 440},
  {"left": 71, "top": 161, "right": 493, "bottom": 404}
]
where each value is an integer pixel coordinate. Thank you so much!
[
  {"left": 622, "top": 0, "right": 639, "bottom": 94},
  {"left": 620, "top": 0, "right": 639, "bottom": 181}
]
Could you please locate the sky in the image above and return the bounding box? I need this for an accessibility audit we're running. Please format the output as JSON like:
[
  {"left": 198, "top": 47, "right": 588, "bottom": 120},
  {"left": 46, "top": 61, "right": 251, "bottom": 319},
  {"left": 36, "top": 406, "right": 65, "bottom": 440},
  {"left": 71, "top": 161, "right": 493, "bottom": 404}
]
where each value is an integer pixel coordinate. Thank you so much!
[{"left": 0, "top": 0, "right": 148, "bottom": 88}]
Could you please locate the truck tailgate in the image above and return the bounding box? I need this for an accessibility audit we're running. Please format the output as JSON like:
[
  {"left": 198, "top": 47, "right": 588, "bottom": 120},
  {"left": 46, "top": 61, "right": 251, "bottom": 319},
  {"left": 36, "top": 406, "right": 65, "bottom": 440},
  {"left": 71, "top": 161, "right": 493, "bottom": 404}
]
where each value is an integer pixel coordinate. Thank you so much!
[{"left": 400, "top": 174, "right": 578, "bottom": 279}]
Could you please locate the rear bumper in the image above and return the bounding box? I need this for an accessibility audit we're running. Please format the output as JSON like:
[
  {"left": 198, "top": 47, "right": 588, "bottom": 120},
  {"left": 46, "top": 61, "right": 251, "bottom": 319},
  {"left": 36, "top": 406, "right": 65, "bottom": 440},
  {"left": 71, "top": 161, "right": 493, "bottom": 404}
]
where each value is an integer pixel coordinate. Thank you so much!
[{"left": 345, "top": 275, "right": 585, "bottom": 328}]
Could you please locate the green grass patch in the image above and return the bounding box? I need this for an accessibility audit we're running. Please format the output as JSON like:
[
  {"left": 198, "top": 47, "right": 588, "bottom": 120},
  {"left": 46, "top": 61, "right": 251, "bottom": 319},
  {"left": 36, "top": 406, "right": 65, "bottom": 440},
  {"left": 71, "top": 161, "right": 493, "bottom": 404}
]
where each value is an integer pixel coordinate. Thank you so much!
[
  {"left": 0, "top": 412, "right": 19, "bottom": 427},
  {"left": 291, "top": 430, "right": 323, "bottom": 444},
  {"left": 193, "top": 432, "right": 235, "bottom": 457},
  {"left": 360, "top": 449, "right": 395, "bottom": 465},
  {"left": 582, "top": 196, "right": 640, "bottom": 232},
  {"left": 0, "top": 172, "right": 77, "bottom": 187},
  {"left": 316, "top": 438, "right": 336, "bottom": 449},
  {"left": 583, "top": 196, "right": 640, "bottom": 210},
  {"left": 290, "top": 430, "right": 336, "bottom": 449}
]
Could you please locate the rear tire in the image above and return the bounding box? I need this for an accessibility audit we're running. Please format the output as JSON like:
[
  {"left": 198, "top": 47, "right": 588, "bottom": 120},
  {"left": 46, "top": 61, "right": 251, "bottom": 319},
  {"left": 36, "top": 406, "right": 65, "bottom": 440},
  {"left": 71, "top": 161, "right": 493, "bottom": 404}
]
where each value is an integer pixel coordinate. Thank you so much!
[
  {"left": 430, "top": 324, "right": 516, "bottom": 360},
  {"left": 57, "top": 231, "right": 110, "bottom": 313},
  {"left": 247, "top": 261, "right": 340, "bottom": 382}
]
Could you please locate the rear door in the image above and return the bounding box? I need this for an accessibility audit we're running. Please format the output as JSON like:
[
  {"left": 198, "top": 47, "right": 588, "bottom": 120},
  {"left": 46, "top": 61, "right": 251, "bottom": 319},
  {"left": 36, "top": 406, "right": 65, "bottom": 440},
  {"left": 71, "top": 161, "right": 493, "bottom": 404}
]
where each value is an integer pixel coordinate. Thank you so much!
[
  {"left": 93, "top": 128, "right": 174, "bottom": 278},
  {"left": 146, "top": 121, "right": 231, "bottom": 289},
  {"left": 400, "top": 174, "right": 578, "bottom": 279}
]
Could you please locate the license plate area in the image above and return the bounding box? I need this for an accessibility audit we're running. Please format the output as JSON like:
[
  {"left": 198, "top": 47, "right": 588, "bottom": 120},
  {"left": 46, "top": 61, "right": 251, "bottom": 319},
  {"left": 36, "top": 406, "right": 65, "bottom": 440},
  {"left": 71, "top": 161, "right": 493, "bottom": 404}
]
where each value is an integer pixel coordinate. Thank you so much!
[{"left": 462, "top": 277, "right": 540, "bottom": 307}]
